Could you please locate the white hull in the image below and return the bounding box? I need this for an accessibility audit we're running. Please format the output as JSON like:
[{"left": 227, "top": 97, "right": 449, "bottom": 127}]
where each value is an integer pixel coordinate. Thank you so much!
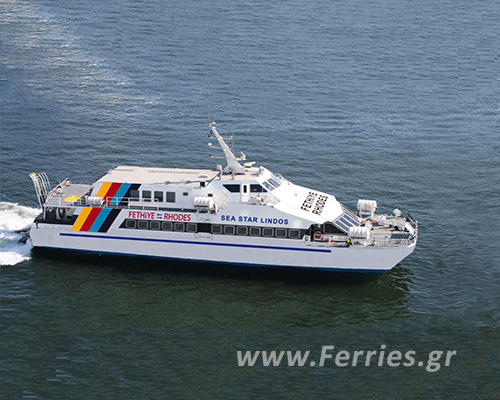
[
  {"left": 30, "top": 224, "right": 416, "bottom": 273},
  {"left": 28, "top": 122, "right": 418, "bottom": 273}
]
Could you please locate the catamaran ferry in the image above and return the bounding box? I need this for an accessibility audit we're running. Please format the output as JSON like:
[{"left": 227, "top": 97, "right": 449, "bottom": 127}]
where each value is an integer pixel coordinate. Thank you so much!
[{"left": 29, "top": 121, "right": 417, "bottom": 273}]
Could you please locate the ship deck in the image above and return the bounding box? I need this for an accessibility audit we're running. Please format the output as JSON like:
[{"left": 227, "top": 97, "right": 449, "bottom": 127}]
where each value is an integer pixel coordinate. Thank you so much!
[{"left": 44, "top": 183, "right": 91, "bottom": 207}]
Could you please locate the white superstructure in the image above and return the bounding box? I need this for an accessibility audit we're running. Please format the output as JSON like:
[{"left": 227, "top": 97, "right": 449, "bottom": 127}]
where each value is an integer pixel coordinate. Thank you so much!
[{"left": 29, "top": 122, "right": 417, "bottom": 273}]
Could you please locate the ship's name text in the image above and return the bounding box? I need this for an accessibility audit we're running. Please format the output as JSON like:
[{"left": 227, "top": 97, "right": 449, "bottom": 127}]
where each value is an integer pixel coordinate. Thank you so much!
[{"left": 220, "top": 215, "right": 289, "bottom": 225}]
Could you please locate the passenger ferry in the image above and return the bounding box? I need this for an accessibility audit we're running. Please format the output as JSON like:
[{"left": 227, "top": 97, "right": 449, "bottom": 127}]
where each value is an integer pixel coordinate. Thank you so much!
[{"left": 29, "top": 121, "right": 417, "bottom": 273}]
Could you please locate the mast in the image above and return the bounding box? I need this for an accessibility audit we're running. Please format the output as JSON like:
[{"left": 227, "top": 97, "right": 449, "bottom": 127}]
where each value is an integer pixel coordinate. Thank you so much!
[{"left": 209, "top": 121, "right": 246, "bottom": 175}]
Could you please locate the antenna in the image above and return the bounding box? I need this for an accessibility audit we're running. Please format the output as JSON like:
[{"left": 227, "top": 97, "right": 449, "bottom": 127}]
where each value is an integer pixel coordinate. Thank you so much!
[{"left": 208, "top": 121, "right": 247, "bottom": 175}]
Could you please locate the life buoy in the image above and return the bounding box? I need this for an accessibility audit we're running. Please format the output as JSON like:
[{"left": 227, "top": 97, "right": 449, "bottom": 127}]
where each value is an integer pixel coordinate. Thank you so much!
[{"left": 314, "top": 231, "right": 322, "bottom": 240}]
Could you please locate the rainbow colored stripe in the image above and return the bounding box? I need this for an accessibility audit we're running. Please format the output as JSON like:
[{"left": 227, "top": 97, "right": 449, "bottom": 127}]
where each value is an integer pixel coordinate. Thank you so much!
[
  {"left": 72, "top": 207, "right": 121, "bottom": 232},
  {"left": 96, "top": 182, "right": 139, "bottom": 205},
  {"left": 71, "top": 182, "right": 140, "bottom": 232}
]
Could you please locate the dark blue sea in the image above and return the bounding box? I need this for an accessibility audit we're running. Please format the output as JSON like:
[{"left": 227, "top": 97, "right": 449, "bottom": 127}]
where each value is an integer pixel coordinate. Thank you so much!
[{"left": 1, "top": 0, "right": 499, "bottom": 398}]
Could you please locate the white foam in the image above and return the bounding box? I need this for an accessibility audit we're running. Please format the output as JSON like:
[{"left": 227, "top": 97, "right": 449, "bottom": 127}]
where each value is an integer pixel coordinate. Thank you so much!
[{"left": 0, "top": 202, "right": 40, "bottom": 266}]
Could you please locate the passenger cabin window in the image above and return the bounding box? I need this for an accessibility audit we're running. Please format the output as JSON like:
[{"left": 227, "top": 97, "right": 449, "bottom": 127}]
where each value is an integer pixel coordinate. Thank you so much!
[
  {"left": 126, "top": 220, "right": 136, "bottom": 229},
  {"left": 174, "top": 223, "right": 185, "bottom": 232},
  {"left": 223, "top": 184, "right": 240, "bottom": 193},
  {"left": 289, "top": 229, "right": 301, "bottom": 239},
  {"left": 166, "top": 192, "right": 176, "bottom": 203},
  {"left": 138, "top": 220, "right": 148, "bottom": 229},
  {"left": 154, "top": 191, "right": 163, "bottom": 202},
  {"left": 224, "top": 226, "right": 235, "bottom": 235},
  {"left": 262, "top": 228, "right": 274, "bottom": 237},
  {"left": 237, "top": 226, "right": 248, "bottom": 236},
  {"left": 250, "top": 184, "right": 267, "bottom": 193},
  {"left": 142, "top": 191, "right": 151, "bottom": 202},
  {"left": 150, "top": 221, "right": 161, "bottom": 230},
  {"left": 249, "top": 227, "right": 261, "bottom": 236},
  {"left": 162, "top": 222, "right": 173, "bottom": 231},
  {"left": 275, "top": 229, "right": 287, "bottom": 238},
  {"left": 212, "top": 225, "right": 223, "bottom": 234},
  {"left": 186, "top": 223, "right": 197, "bottom": 233}
]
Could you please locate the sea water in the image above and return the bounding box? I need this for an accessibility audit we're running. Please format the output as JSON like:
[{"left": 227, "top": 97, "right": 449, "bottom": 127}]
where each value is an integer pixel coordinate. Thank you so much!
[{"left": 1, "top": 0, "right": 499, "bottom": 398}]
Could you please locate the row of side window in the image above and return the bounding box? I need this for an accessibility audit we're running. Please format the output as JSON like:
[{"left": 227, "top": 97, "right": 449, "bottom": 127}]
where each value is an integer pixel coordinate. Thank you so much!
[
  {"left": 211, "top": 225, "right": 301, "bottom": 239},
  {"left": 125, "top": 219, "right": 197, "bottom": 232},
  {"left": 130, "top": 190, "right": 176, "bottom": 203},
  {"left": 122, "top": 219, "right": 302, "bottom": 239}
]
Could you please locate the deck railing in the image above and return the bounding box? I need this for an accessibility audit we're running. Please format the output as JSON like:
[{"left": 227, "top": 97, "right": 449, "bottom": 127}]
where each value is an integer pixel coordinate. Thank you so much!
[{"left": 44, "top": 196, "right": 162, "bottom": 210}]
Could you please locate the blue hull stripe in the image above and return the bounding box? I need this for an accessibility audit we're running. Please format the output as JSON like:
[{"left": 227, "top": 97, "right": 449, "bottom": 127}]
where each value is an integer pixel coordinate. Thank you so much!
[{"left": 59, "top": 232, "right": 332, "bottom": 253}]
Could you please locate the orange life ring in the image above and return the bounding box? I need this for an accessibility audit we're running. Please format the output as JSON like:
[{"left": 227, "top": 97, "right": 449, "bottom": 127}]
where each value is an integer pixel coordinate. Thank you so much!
[{"left": 314, "top": 231, "right": 322, "bottom": 240}]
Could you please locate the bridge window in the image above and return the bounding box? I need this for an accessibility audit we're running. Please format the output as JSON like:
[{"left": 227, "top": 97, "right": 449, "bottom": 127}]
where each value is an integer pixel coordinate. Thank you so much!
[
  {"left": 262, "top": 177, "right": 282, "bottom": 191},
  {"left": 261, "top": 181, "right": 273, "bottom": 191},
  {"left": 250, "top": 184, "right": 267, "bottom": 193},
  {"left": 269, "top": 177, "right": 281, "bottom": 188},
  {"left": 223, "top": 184, "right": 240, "bottom": 193},
  {"left": 142, "top": 191, "right": 151, "bottom": 202}
]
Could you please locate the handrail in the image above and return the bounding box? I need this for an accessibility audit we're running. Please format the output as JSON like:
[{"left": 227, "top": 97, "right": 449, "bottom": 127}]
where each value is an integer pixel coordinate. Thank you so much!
[{"left": 44, "top": 196, "right": 161, "bottom": 210}]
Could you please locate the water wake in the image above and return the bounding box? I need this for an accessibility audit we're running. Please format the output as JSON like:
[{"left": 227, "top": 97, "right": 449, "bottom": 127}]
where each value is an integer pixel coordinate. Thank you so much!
[{"left": 0, "top": 202, "right": 40, "bottom": 266}]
